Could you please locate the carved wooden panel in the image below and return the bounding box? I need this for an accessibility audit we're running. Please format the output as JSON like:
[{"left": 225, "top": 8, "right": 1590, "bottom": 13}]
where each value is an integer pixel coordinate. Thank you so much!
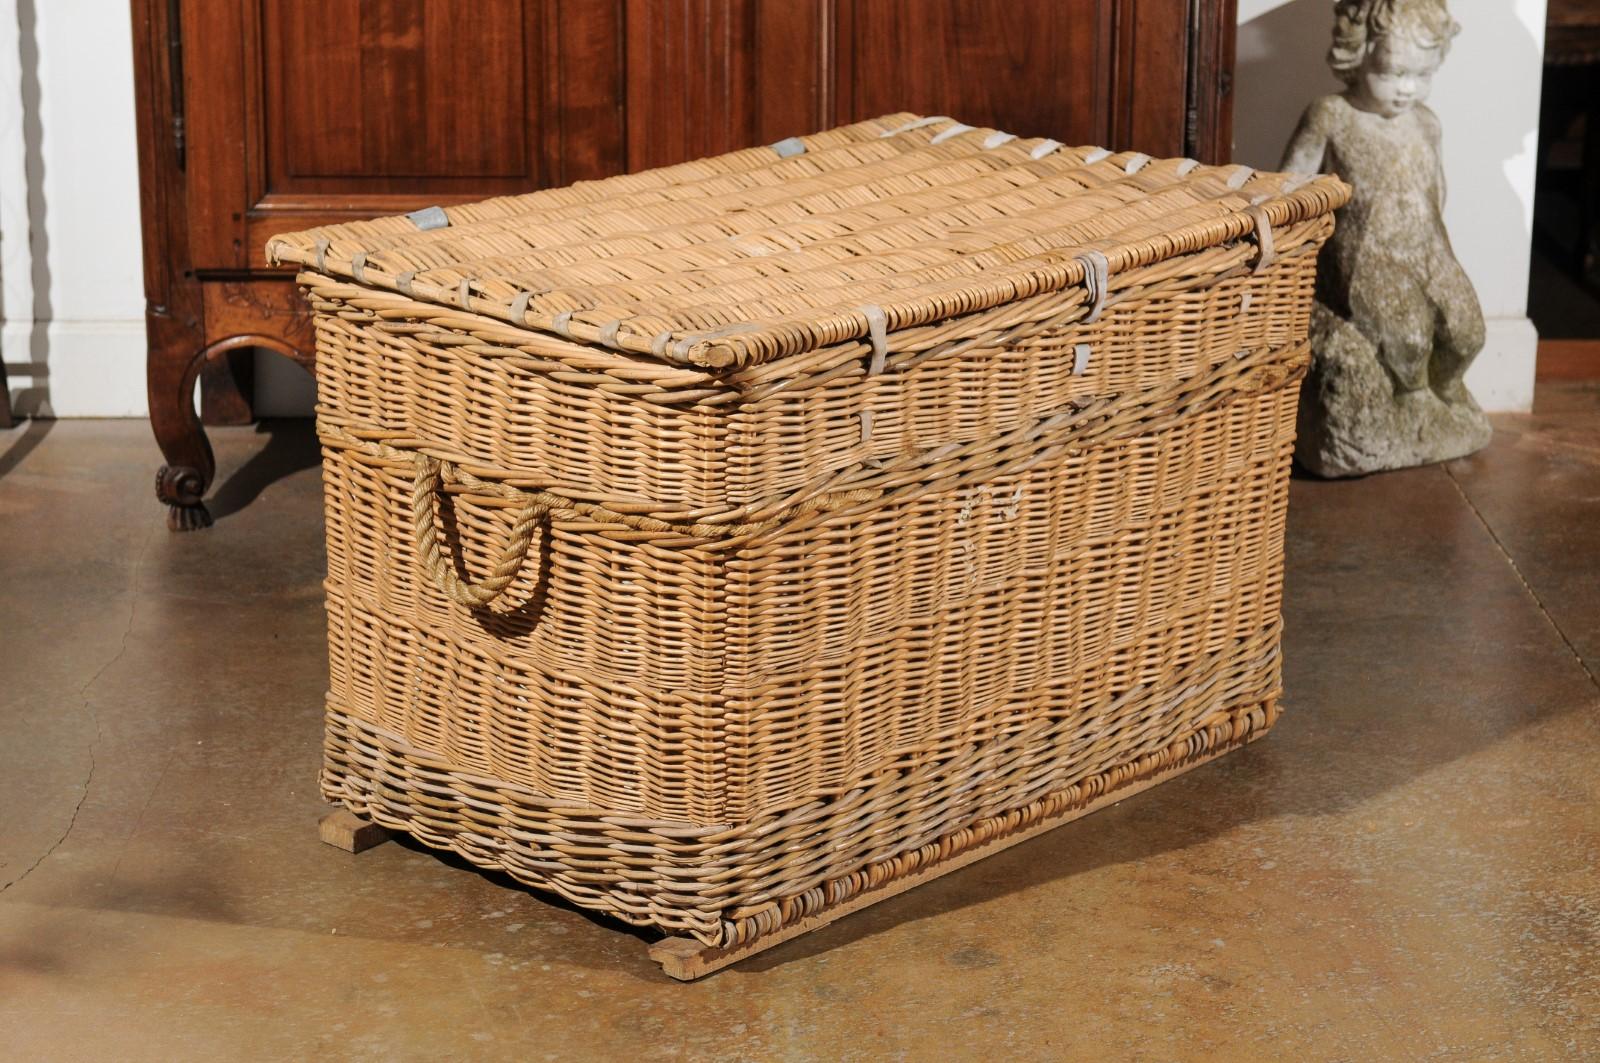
[
  {"left": 834, "top": 0, "right": 1111, "bottom": 145},
  {"left": 181, "top": 0, "right": 626, "bottom": 271},
  {"left": 266, "top": 0, "right": 533, "bottom": 181}
]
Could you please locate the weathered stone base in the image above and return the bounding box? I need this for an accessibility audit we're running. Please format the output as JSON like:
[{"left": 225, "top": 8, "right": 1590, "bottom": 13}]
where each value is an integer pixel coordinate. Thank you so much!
[{"left": 1296, "top": 309, "right": 1492, "bottom": 478}]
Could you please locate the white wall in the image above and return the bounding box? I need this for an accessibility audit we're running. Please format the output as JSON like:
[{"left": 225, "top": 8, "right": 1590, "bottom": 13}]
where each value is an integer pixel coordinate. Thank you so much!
[
  {"left": 1, "top": 0, "right": 147, "bottom": 417},
  {"left": 1235, "top": 0, "right": 1546, "bottom": 412}
]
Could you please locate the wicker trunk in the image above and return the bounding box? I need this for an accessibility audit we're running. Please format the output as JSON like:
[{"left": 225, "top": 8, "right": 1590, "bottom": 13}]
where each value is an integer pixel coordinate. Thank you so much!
[{"left": 269, "top": 114, "right": 1349, "bottom": 978}]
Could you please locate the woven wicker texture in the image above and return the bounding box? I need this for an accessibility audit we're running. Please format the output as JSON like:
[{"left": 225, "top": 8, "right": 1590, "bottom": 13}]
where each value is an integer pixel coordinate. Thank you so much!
[{"left": 281, "top": 115, "right": 1350, "bottom": 949}]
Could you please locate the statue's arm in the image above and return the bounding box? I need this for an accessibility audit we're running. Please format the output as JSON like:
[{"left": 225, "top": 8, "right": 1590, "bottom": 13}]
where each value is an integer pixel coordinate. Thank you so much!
[
  {"left": 1280, "top": 97, "right": 1336, "bottom": 174},
  {"left": 1420, "top": 105, "right": 1446, "bottom": 209}
]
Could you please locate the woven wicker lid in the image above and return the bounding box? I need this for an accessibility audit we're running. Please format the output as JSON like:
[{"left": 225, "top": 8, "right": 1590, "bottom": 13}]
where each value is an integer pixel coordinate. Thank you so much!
[{"left": 267, "top": 113, "right": 1349, "bottom": 370}]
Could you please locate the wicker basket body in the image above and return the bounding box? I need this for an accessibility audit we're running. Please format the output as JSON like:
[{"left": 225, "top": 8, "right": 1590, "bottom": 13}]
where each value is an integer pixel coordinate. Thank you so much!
[{"left": 271, "top": 115, "right": 1348, "bottom": 952}]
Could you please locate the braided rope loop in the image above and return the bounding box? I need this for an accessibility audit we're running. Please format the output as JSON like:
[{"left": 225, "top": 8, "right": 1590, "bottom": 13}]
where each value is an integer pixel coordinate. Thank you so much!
[{"left": 411, "top": 454, "right": 545, "bottom": 608}]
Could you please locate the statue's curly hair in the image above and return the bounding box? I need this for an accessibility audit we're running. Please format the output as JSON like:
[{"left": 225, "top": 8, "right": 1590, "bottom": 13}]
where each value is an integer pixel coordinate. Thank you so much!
[{"left": 1328, "top": 0, "right": 1460, "bottom": 83}]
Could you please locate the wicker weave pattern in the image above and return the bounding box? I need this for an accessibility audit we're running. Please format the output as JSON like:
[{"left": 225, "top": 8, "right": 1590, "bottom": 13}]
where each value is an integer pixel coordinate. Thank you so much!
[
  {"left": 284, "top": 115, "right": 1349, "bottom": 949},
  {"left": 321, "top": 342, "right": 1301, "bottom": 821}
]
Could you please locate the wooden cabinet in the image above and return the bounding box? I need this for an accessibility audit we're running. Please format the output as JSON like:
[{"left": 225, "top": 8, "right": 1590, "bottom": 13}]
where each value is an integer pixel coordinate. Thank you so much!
[{"left": 132, "top": 0, "right": 1236, "bottom": 529}]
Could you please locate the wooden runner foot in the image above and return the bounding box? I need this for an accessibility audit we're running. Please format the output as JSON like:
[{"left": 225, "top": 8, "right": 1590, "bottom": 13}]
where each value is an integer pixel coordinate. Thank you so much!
[
  {"left": 645, "top": 733, "right": 1257, "bottom": 980},
  {"left": 319, "top": 808, "right": 393, "bottom": 853}
]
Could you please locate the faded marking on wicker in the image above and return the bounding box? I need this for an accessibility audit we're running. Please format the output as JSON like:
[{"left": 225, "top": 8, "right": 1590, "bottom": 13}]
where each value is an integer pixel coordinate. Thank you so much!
[
  {"left": 770, "top": 137, "right": 806, "bottom": 158},
  {"left": 982, "top": 131, "right": 1017, "bottom": 149},
  {"left": 930, "top": 123, "right": 974, "bottom": 145},
  {"left": 396, "top": 270, "right": 417, "bottom": 295},
  {"left": 1245, "top": 206, "right": 1277, "bottom": 275},
  {"left": 457, "top": 278, "right": 473, "bottom": 309},
  {"left": 1073, "top": 343, "right": 1092, "bottom": 376},
  {"left": 1123, "top": 153, "right": 1151, "bottom": 174},
  {"left": 1240, "top": 289, "right": 1254, "bottom": 314},
  {"left": 598, "top": 319, "right": 623, "bottom": 348},
  {"left": 1226, "top": 165, "right": 1255, "bottom": 189},
  {"left": 351, "top": 252, "right": 368, "bottom": 283},
  {"left": 1075, "top": 250, "right": 1110, "bottom": 323},
  {"left": 406, "top": 205, "right": 450, "bottom": 230},
  {"left": 858, "top": 408, "right": 874, "bottom": 444},
  {"left": 1029, "top": 139, "right": 1063, "bottom": 160},
  {"left": 510, "top": 290, "right": 532, "bottom": 321},
  {"left": 553, "top": 310, "right": 575, "bottom": 339},
  {"left": 314, "top": 237, "right": 329, "bottom": 273},
  {"left": 411, "top": 453, "right": 547, "bottom": 609}
]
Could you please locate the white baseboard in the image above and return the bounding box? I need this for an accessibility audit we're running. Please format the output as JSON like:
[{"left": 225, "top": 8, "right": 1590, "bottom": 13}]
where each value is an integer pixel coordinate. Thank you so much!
[
  {"left": 1465, "top": 316, "right": 1538, "bottom": 414},
  {"left": 3, "top": 318, "right": 148, "bottom": 417}
]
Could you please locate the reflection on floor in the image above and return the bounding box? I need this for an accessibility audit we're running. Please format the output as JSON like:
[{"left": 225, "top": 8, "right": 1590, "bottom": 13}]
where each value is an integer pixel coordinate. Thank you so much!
[{"left": 2, "top": 385, "right": 1598, "bottom": 1060}]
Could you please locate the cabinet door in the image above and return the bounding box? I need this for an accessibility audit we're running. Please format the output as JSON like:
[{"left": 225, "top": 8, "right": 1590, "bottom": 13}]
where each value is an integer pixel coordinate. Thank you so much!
[
  {"left": 179, "top": 0, "right": 1228, "bottom": 274},
  {"left": 181, "top": 0, "right": 625, "bottom": 271},
  {"left": 622, "top": 0, "right": 1228, "bottom": 174}
]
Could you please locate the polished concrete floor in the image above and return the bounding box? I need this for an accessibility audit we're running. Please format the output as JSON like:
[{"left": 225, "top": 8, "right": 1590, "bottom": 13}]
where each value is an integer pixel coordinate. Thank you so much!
[{"left": 2, "top": 385, "right": 1598, "bottom": 1062}]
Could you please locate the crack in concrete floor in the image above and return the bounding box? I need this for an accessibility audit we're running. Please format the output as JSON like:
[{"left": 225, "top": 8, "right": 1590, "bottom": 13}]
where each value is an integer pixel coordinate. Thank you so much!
[{"left": 1442, "top": 461, "right": 1600, "bottom": 696}]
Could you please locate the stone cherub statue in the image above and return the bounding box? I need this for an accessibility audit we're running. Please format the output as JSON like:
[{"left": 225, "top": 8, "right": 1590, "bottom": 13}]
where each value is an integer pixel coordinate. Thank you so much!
[{"left": 1283, "top": 0, "right": 1491, "bottom": 476}]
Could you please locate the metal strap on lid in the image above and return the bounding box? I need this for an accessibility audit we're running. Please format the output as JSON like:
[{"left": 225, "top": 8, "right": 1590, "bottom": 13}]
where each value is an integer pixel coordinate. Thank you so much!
[
  {"left": 407, "top": 205, "right": 450, "bottom": 230},
  {"left": 859, "top": 303, "right": 891, "bottom": 442},
  {"left": 879, "top": 115, "right": 953, "bottom": 138},
  {"left": 930, "top": 123, "right": 974, "bottom": 145},
  {"left": 860, "top": 304, "right": 889, "bottom": 375},
  {"left": 1245, "top": 206, "right": 1277, "bottom": 274},
  {"left": 1075, "top": 250, "right": 1110, "bottom": 323}
]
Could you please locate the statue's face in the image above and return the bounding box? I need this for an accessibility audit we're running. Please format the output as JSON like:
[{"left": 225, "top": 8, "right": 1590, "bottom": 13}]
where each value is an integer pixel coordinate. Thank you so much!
[{"left": 1353, "top": 35, "right": 1442, "bottom": 117}]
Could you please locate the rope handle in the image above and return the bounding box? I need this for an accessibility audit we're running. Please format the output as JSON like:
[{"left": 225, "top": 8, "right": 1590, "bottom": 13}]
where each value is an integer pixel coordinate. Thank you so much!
[{"left": 411, "top": 454, "right": 546, "bottom": 608}]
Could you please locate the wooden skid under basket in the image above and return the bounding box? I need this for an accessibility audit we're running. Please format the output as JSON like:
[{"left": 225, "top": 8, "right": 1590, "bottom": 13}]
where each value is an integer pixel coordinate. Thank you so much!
[
  {"left": 326, "top": 685, "right": 1278, "bottom": 980},
  {"left": 277, "top": 114, "right": 1347, "bottom": 977}
]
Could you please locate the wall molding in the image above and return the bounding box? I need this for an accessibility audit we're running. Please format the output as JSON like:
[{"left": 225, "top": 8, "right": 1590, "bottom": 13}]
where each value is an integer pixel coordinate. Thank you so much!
[{"left": 3, "top": 319, "right": 147, "bottom": 417}]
